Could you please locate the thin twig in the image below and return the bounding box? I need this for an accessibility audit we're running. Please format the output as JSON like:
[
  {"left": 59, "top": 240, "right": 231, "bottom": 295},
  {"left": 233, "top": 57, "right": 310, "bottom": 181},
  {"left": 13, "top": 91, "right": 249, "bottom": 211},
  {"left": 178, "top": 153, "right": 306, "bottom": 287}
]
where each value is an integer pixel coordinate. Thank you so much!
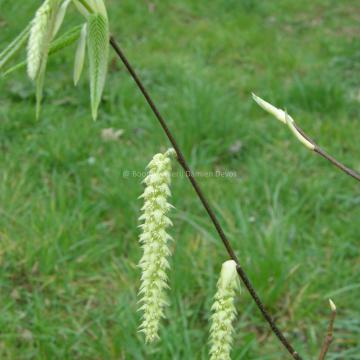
[
  {"left": 252, "top": 93, "right": 360, "bottom": 183},
  {"left": 109, "top": 36, "right": 302, "bottom": 360},
  {"left": 319, "top": 299, "right": 337, "bottom": 360},
  {"left": 293, "top": 123, "right": 360, "bottom": 183}
]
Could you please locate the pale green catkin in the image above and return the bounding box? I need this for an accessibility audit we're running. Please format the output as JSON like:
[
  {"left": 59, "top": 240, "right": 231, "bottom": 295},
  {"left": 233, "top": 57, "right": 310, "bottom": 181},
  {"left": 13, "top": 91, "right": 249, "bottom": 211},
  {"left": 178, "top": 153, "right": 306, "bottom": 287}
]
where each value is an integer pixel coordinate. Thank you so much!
[
  {"left": 209, "top": 260, "right": 240, "bottom": 360},
  {"left": 27, "top": 0, "right": 57, "bottom": 80},
  {"left": 138, "top": 148, "right": 176, "bottom": 343}
]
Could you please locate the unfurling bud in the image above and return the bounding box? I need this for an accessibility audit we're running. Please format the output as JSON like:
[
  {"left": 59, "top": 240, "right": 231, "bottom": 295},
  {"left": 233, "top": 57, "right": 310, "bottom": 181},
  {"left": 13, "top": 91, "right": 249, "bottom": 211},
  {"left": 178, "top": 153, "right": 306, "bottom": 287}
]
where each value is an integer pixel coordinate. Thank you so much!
[
  {"left": 329, "top": 299, "right": 336, "bottom": 313},
  {"left": 252, "top": 92, "right": 288, "bottom": 124},
  {"left": 138, "top": 148, "right": 176, "bottom": 343},
  {"left": 209, "top": 260, "right": 240, "bottom": 360},
  {"left": 252, "top": 93, "right": 315, "bottom": 150}
]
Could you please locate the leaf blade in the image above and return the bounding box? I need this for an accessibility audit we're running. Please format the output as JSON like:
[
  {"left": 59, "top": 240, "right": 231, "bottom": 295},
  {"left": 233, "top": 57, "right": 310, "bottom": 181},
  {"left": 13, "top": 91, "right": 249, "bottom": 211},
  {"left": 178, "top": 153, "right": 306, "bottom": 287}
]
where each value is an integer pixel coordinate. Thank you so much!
[
  {"left": 27, "top": 0, "right": 53, "bottom": 80},
  {"left": 53, "top": 0, "right": 71, "bottom": 36},
  {"left": 87, "top": 13, "right": 109, "bottom": 120},
  {"left": 35, "top": 55, "right": 48, "bottom": 119},
  {"left": 2, "top": 25, "right": 82, "bottom": 77},
  {"left": 73, "top": 24, "right": 87, "bottom": 85},
  {"left": 0, "top": 23, "right": 31, "bottom": 70}
]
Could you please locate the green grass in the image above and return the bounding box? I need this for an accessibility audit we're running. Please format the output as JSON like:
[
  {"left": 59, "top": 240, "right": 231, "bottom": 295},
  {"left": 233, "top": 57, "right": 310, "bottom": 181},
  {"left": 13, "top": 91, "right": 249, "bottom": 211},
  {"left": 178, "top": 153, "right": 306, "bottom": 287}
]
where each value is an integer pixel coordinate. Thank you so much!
[{"left": 0, "top": 0, "right": 360, "bottom": 359}]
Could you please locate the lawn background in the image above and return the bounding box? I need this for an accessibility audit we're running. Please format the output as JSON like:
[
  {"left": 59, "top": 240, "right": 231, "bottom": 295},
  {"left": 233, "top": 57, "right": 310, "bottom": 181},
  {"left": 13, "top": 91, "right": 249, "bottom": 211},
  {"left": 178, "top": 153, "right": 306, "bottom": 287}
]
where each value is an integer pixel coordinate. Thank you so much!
[{"left": 0, "top": 0, "right": 359, "bottom": 359}]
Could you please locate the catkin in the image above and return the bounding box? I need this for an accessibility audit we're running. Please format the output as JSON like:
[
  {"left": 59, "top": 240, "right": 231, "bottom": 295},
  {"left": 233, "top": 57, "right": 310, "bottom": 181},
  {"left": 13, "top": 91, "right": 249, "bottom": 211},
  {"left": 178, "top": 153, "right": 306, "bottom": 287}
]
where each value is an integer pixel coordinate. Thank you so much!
[
  {"left": 209, "top": 260, "right": 239, "bottom": 360},
  {"left": 138, "top": 148, "right": 176, "bottom": 343}
]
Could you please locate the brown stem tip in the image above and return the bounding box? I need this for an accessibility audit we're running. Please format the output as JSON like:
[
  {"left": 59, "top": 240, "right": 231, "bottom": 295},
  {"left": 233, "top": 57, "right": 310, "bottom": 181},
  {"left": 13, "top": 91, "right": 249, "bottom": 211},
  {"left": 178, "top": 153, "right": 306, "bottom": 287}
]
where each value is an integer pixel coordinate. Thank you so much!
[{"left": 318, "top": 299, "right": 337, "bottom": 360}]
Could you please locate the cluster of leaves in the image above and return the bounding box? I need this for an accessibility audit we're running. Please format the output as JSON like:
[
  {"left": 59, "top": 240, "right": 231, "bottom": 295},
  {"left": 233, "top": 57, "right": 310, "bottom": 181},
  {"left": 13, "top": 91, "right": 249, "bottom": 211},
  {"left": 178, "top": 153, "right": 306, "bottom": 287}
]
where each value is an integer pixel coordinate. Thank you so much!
[{"left": 0, "top": 0, "right": 110, "bottom": 120}]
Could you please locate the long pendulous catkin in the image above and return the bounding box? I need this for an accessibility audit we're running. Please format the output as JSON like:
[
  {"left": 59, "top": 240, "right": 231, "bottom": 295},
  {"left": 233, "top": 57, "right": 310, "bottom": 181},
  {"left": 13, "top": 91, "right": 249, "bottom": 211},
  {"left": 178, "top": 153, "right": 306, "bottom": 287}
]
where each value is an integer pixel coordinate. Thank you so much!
[{"left": 138, "top": 148, "right": 176, "bottom": 343}]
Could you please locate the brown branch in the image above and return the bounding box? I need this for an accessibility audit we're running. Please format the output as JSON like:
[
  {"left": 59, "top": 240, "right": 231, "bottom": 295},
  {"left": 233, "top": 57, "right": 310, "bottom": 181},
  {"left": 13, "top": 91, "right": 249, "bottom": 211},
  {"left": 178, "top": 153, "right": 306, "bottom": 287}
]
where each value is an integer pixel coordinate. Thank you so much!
[
  {"left": 109, "top": 36, "right": 302, "bottom": 360},
  {"left": 293, "top": 123, "right": 360, "bottom": 183},
  {"left": 318, "top": 299, "right": 337, "bottom": 360}
]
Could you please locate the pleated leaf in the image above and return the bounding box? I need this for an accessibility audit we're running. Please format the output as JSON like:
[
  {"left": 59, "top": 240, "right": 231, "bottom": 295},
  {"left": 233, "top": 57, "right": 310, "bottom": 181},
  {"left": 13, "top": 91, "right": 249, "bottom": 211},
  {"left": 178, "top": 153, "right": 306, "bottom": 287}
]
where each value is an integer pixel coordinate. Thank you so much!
[
  {"left": 87, "top": 13, "right": 109, "bottom": 120},
  {"left": 27, "top": 0, "right": 61, "bottom": 117},
  {"left": 0, "top": 23, "right": 31, "bottom": 71},
  {"left": 73, "top": 24, "right": 87, "bottom": 85},
  {"left": 27, "top": 0, "right": 53, "bottom": 80}
]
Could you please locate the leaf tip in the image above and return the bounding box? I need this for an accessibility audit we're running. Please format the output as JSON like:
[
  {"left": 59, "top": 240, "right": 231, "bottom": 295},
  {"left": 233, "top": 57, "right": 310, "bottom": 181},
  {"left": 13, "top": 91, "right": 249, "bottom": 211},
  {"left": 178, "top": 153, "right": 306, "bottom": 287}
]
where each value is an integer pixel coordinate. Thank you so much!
[{"left": 91, "top": 107, "right": 98, "bottom": 121}]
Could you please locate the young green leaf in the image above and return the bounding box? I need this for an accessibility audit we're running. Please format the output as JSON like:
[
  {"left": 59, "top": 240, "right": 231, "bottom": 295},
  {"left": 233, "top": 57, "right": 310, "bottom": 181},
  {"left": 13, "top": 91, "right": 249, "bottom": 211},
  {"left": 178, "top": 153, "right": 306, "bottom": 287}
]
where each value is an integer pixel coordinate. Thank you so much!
[
  {"left": 36, "top": 56, "right": 48, "bottom": 119},
  {"left": 73, "top": 0, "right": 92, "bottom": 17},
  {"left": 2, "top": 25, "right": 82, "bottom": 77},
  {"left": 50, "top": 24, "right": 83, "bottom": 53},
  {"left": 87, "top": 13, "right": 109, "bottom": 120},
  {"left": 90, "top": 0, "right": 108, "bottom": 18},
  {"left": 27, "top": 0, "right": 67, "bottom": 117},
  {"left": 53, "top": 0, "right": 71, "bottom": 36},
  {"left": 27, "top": 0, "right": 54, "bottom": 80},
  {"left": 73, "top": 24, "right": 87, "bottom": 85},
  {"left": 77, "top": 0, "right": 108, "bottom": 17},
  {"left": 0, "top": 23, "right": 31, "bottom": 71}
]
